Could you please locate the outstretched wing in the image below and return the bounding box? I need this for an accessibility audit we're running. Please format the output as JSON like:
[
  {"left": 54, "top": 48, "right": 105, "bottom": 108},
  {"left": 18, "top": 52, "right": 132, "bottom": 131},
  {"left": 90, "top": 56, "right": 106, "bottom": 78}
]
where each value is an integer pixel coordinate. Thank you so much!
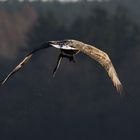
[
  {"left": 1, "top": 42, "right": 50, "bottom": 86},
  {"left": 74, "top": 43, "right": 123, "bottom": 94}
]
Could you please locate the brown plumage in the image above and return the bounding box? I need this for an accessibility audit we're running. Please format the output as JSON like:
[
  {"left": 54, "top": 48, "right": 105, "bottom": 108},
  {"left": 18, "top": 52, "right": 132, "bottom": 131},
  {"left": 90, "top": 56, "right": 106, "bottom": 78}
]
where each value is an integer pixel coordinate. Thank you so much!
[
  {"left": 1, "top": 39, "right": 123, "bottom": 94},
  {"left": 69, "top": 40, "right": 123, "bottom": 93}
]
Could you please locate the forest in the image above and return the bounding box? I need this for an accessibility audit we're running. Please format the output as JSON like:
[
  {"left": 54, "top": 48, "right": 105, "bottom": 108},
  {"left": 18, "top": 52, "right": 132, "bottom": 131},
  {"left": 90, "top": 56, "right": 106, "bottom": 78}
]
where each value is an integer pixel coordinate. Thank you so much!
[{"left": 0, "top": 0, "right": 140, "bottom": 140}]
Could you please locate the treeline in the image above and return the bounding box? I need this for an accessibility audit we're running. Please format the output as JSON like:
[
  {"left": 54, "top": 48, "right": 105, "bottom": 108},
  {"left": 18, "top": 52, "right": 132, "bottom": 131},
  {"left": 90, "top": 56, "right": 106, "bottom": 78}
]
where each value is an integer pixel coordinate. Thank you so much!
[{"left": 0, "top": 2, "right": 139, "bottom": 61}]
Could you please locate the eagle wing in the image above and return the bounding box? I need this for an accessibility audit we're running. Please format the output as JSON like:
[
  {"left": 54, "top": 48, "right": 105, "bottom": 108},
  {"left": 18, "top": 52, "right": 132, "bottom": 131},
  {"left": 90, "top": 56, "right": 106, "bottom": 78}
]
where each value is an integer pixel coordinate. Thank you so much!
[
  {"left": 74, "top": 43, "right": 123, "bottom": 94},
  {"left": 1, "top": 42, "right": 49, "bottom": 86}
]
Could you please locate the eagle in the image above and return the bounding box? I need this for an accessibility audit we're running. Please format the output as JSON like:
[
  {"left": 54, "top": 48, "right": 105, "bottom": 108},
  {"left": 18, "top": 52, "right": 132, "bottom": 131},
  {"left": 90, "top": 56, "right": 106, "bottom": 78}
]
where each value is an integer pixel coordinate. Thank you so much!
[{"left": 1, "top": 39, "right": 123, "bottom": 94}]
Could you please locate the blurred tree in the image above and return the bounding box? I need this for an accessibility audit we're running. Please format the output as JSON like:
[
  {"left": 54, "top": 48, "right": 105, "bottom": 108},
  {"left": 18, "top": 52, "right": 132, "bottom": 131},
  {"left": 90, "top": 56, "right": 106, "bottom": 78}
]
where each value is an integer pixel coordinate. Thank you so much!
[{"left": 0, "top": 4, "right": 38, "bottom": 60}]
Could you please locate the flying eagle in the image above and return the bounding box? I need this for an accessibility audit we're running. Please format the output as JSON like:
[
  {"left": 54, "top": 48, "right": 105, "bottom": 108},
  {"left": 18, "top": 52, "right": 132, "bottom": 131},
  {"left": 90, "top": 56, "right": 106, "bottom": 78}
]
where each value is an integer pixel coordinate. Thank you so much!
[{"left": 1, "top": 39, "right": 123, "bottom": 93}]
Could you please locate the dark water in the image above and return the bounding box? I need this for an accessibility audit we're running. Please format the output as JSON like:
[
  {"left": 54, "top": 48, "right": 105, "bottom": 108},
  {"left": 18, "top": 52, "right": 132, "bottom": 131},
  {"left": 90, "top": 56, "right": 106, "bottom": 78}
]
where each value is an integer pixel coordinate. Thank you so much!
[{"left": 0, "top": 74, "right": 139, "bottom": 140}]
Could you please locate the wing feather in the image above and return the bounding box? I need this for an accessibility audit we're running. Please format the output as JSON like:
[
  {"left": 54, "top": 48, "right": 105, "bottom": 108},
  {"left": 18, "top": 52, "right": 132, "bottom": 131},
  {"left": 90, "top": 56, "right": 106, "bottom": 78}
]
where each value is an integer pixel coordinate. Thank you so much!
[
  {"left": 74, "top": 43, "right": 123, "bottom": 94},
  {"left": 1, "top": 42, "right": 49, "bottom": 86}
]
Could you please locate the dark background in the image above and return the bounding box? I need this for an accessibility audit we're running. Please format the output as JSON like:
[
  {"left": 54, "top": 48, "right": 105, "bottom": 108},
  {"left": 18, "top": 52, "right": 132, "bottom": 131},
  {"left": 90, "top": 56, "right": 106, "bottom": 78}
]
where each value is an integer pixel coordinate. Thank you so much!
[{"left": 0, "top": 0, "right": 140, "bottom": 139}]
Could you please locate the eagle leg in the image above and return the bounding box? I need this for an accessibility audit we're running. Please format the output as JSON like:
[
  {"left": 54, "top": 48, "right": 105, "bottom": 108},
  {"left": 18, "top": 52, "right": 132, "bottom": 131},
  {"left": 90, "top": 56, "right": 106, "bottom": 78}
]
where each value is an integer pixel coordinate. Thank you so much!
[{"left": 61, "top": 54, "right": 76, "bottom": 63}]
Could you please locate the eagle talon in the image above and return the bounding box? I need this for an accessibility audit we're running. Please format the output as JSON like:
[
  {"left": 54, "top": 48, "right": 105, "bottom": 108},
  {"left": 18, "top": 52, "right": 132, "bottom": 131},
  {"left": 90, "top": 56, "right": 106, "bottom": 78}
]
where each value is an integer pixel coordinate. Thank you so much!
[{"left": 69, "top": 56, "right": 76, "bottom": 63}]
